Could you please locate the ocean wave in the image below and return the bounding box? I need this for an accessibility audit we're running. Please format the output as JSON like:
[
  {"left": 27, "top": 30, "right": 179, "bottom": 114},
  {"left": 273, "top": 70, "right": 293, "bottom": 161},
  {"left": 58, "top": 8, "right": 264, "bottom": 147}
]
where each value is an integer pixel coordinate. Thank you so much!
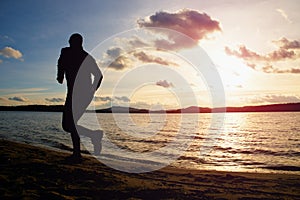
[
  {"left": 1, "top": 111, "right": 300, "bottom": 174},
  {"left": 213, "top": 146, "right": 300, "bottom": 157},
  {"left": 261, "top": 165, "right": 300, "bottom": 171},
  {"left": 99, "top": 153, "right": 164, "bottom": 166}
]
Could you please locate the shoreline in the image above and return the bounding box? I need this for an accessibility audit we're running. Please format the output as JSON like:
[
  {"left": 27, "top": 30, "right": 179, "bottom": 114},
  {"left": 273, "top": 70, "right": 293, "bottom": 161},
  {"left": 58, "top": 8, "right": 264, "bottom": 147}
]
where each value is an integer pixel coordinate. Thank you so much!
[
  {"left": 5, "top": 138, "right": 300, "bottom": 176},
  {"left": 1, "top": 139, "right": 300, "bottom": 199},
  {"left": 1, "top": 102, "right": 300, "bottom": 113}
]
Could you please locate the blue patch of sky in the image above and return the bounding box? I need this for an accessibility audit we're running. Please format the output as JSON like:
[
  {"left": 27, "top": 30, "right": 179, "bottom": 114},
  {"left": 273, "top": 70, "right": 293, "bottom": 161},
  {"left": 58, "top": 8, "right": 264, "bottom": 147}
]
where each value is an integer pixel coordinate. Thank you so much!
[{"left": 0, "top": 0, "right": 144, "bottom": 93}]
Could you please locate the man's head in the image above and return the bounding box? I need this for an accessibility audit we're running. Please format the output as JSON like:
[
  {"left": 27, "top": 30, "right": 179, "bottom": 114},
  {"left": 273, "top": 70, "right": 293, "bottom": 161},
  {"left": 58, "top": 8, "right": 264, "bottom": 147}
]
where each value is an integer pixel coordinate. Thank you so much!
[{"left": 69, "top": 33, "right": 83, "bottom": 48}]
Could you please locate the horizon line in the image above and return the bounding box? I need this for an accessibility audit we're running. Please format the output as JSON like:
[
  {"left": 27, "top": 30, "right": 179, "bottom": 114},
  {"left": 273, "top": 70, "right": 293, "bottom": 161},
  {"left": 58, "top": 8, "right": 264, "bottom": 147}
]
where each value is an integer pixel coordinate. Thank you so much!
[{"left": 1, "top": 102, "right": 299, "bottom": 113}]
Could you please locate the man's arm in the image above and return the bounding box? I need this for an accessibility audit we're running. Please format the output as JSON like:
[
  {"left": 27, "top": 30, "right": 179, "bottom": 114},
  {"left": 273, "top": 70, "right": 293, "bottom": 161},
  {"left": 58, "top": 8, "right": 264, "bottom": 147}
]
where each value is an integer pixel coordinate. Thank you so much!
[
  {"left": 57, "top": 49, "right": 65, "bottom": 84},
  {"left": 95, "top": 69, "right": 103, "bottom": 90},
  {"left": 90, "top": 56, "right": 103, "bottom": 91}
]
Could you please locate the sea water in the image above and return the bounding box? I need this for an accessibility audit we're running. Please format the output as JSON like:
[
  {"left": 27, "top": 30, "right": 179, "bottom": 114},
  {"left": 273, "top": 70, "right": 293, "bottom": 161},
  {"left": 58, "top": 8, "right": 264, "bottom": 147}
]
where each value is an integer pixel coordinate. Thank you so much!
[{"left": 0, "top": 111, "right": 299, "bottom": 174}]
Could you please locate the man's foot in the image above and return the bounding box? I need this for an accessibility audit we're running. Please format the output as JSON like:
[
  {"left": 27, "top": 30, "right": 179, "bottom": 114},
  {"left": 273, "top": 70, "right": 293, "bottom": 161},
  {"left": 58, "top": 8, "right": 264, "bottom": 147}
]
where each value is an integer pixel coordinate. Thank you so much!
[
  {"left": 91, "top": 130, "right": 103, "bottom": 156},
  {"left": 65, "top": 154, "right": 82, "bottom": 164}
]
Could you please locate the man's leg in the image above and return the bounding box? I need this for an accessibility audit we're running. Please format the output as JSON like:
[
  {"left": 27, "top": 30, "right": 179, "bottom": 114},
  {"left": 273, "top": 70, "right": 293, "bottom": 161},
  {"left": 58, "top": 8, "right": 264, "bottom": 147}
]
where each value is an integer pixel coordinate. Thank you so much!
[
  {"left": 76, "top": 125, "right": 103, "bottom": 155},
  {"left": 73, "top": 90, "right": 103, "bottom": 155},
  {"left": 70, "top": 129, "right": 81, "bottom": 157},
  {"left": 63, "top": 98, "right": 82, "bottom": 159}
]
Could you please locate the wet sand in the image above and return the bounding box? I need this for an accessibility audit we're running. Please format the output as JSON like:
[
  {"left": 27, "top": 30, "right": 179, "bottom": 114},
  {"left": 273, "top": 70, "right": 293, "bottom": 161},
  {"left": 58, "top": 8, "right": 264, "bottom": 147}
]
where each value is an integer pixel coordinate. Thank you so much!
[{"left": 0, "top": 139, "right": 299, "bottom": 199}]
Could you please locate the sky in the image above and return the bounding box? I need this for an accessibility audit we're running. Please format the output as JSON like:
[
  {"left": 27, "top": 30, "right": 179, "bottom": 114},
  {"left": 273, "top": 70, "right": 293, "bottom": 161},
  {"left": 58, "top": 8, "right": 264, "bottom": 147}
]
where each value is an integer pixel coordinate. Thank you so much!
[{"left": 0, "top": 0, "right": 300, "bottom": 109}]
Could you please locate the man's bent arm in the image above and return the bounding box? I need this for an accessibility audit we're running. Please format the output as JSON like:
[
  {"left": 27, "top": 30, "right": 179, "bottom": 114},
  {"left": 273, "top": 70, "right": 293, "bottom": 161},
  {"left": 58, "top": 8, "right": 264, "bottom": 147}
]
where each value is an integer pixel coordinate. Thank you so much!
[
  {"left": 57, "top": 49, "right": 65, "bottom": 84},
  {"left": 90, "top": 56, "right": 103, "bottom": 90}
]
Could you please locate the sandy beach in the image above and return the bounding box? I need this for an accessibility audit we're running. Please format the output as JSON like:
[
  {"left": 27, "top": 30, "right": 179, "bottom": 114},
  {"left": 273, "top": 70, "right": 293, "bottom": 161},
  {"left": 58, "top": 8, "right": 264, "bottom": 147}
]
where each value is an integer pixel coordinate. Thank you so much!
[{"left": 0, "top": 139, "right": 299, "bottom": 199}]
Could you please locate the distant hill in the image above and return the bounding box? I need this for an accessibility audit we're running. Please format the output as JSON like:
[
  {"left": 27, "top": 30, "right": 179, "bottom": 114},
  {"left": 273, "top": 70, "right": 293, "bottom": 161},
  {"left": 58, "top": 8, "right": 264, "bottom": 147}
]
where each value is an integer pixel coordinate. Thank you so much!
[
  {"left": 95, "top": 106, "right": 148, "bottom": 113},
  {"left": 226, "top": 103, "right": 300, "bottom": 112},
  {"left": 0, "top": 105, "right": 64, "bottom": 112},
  {"left": 0, "top": 102, "right": 299, "bottom": 113},
  {"left": 161, "top": 103, "right": 300, "bottom": 113}
]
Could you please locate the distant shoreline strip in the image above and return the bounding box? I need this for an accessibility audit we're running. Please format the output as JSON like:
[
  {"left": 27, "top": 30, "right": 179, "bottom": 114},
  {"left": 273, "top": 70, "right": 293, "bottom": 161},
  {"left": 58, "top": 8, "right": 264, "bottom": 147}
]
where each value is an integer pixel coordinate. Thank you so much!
[{"left": 0, "top": 102, "right": 300, "bottom": 113}]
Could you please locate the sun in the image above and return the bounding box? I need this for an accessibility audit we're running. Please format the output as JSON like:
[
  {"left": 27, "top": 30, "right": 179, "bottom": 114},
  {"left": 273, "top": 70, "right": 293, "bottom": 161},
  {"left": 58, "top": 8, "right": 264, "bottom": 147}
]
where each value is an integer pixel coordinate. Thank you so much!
[{"left": 209, "top": 51, "right": 253, "bottom": 91}]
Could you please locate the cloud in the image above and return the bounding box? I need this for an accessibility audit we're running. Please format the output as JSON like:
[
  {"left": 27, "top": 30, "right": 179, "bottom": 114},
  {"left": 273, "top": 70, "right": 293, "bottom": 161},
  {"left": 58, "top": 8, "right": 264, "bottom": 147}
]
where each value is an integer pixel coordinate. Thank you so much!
[
  {"left": 156, "top": 80, "right": 174, "bottom": 88},
  {"left": 138, "top": 9, "right": 221, "bottom": 42},
  {"left": 115, "top": 36, "right": 149, "bottom": 49},
  {"left": 261, "top": 65, "right": 300, "bottom": 74},
  {"left": 101, "top": 9, "right": 220, "bottom": 70},
  {"left": 133, "top": 51, "right": 178, "bottom": 66},
  {"left": 137, "top": 9, "right": 221, "bottom": 51},
  {"left": 225, "top": 45, "right": 296, "bottom": 62},
  {"left": 276, "top": 9, "right": 292, "bottom": 23},
  {"left": 114, "top": 96, "right": 130, "bottom": 102},
  {"left": 250, "top": 95, "right": 300, "bottom": 104},
  {"left": 45, "top": 98, "right": 64, "bottom": 103},
  {"left": 107, "top": 56, "right": 132, "bottom": 70},
  {"left": 101, "top": 45, "right": 178, "bottom": 71},
  {"left": 0, "top": 46, "right": 23, "bottom": 61},
  {"left": 268, "top": 48, "right": 295, "bottom": 61},
  {"left": 273, "top": 37, "right": 300, "bottom": 49},
  {"left": 225, "top": 37, "right": 300, "bottom": 73},
  {"left": 129, "top": 101, "right": 153, "bottom": 109},
  {"left": 105, "top": 47, "right": 123, "bottom": 59},
  {"left": 8, "top": 96, "right": 28, "bottom": 102},
  {"left": 94, "top": 96, "right": 112, "bottom": 102},
  {"left": 101, "top": 47, "right": 133, "bottom": 70},
  {"left": 94, "top": 96, "right": 130, "bottom": 102},
  {"left": 225, "top": 46, "right": 262, "bottom": 61}
]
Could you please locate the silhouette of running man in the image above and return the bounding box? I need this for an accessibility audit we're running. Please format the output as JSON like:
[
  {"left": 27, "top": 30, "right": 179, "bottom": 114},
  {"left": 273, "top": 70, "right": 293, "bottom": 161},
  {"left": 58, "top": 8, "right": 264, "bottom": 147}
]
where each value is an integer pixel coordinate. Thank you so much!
[{"left": 57, "top": 33, "right": 103, "bottom": 162}]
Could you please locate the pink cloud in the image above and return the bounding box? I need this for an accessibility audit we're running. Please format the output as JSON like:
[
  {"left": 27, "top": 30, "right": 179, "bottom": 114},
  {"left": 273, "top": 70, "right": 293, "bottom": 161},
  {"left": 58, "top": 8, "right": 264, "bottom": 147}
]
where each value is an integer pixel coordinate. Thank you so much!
[
  {"left": 225, "top": 37, "right": 300, "bottom": 74},
  {"left": 225, "top": 46, "right": 262, "bottom": 61},
  {"left": 273, "top": 37, "right": 300, "bottom": 49},
  {"left": 133, "top": 51, "right": 178, "bottom": 66},
  {"left": 137, "top": 9, "right": 221, "bottom": 50},
  {"left": 156, "top": 80, "right": 174, "bottom": 88},
  {"left": 138, "top": 9, "right": 221, "bottom": 41}
]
